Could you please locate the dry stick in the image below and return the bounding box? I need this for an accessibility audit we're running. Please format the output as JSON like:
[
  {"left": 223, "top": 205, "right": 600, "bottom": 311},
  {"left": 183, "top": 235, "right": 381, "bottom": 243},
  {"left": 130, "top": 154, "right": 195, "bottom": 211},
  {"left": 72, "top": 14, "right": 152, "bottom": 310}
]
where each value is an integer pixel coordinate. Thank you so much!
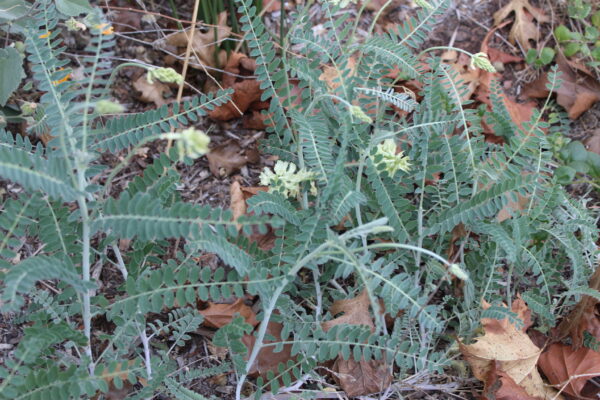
[{"left": 168, "top": 0, "right": 201, "bottom": 151}]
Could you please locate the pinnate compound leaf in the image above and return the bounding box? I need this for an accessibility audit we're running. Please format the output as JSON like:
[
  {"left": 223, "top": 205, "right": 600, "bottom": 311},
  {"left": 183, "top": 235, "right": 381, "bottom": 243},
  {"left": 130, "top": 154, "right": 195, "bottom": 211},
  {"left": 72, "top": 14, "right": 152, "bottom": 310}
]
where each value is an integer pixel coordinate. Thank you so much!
[{"left": 0, "top": 47, "right": 24, "bottom": 106}]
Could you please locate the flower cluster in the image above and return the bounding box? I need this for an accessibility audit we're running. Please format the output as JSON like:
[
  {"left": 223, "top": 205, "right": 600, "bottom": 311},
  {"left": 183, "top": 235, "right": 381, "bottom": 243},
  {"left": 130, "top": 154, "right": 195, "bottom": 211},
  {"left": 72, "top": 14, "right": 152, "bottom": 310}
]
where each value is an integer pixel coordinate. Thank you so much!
[
  {"left": 147, "top": 67, "right": 184, "bottom": 85},
  {"left": 66, "top": 17, "right": 87, "bottom": 32},
  {"left": 373, "top": 139, "right": 411, "bottom": 176},
  {"left": 259, "top": 161, "right": 315, "bottom": 198}
]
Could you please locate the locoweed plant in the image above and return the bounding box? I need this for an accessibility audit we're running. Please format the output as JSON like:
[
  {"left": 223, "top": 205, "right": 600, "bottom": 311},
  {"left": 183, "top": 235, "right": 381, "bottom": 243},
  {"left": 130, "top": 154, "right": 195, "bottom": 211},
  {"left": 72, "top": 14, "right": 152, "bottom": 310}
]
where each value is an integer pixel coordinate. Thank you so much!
[{"left": 0, "top": 0, "right": 598, "bottom": 399}]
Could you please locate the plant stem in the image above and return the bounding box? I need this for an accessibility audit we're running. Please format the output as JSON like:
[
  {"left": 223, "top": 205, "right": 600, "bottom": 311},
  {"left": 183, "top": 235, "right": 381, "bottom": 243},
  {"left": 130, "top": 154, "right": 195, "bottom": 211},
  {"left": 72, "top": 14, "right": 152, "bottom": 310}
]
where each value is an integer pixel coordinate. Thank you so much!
[
  {"left": 138, "top": 322, "right": 153, "bottom": 380},
  {"left": 76, "top": 167, "right": 94, "bottom": 374}
]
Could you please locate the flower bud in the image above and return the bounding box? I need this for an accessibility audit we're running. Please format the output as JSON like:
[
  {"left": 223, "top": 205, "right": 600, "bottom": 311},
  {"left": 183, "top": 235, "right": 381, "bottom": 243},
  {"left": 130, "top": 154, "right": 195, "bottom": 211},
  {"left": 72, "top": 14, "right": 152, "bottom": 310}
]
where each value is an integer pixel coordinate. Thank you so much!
[
  {"left": 95, "top": 100, "right": 125, "bottom": 115},
  {"left": 21, "top": 102, "right": 37, "bottom": 116},
  {"left": 414, "top": 0, "right": 434, "bottom": 9},
  {"left": 449, "top": 263, "right": 469, "bottom": 281},
  {"left": 349, "top": 105, "right": 373, "bottom": 124},
  {"left": 470, "top": 52, "right": 497, "bottom": 73}
]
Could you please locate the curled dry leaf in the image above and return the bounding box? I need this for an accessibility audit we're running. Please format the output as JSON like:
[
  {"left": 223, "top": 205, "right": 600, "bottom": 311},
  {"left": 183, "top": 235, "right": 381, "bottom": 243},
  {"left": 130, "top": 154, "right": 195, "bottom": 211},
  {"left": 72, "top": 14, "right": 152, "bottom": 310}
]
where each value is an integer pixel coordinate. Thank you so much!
[
  {"left": 555, "top": 266, "right": 600, "bottom": 348},
  {"left": 230, "top": 181, "right": 246, "bottom": 230},
  {"left": 460, "top": 298, "right": 559, "bottom": 400},
  {"left": 232, "top": 185, "right": 275, "bottom": 251},
  {"left": 133, "top": 74, "right": 170, "bottom": 107},
  {"left": 493, "top": 0, "right": 549, "bottom": 51},
  {"left": 538, "top": 344, "right": 600, "bottom": 400},
  {"left": 585, "top": 129, "right": 600, "bottom": 156},
  {"left": 321, "top": 291, "right": 392, "bottom": 397},
  {"left": 483, "top": 361, "right": 543, "bottom": 400},
  {"left": 206, "top": 140, "right": 252, "bottom": 177},
  {"left": 163, "top": 12, "right": 231, "bottom": 69},
  {"left": 322, "top": 290, "right": 374, "bottom": 332},
  {"left": 522, "top": 55, "right": 600, "bottom": 119},
  {"left": 200, "top": 298, "right": 258, "bottom": 329},
  {"left": 208, "top": 52, "right": 265, "bottom": 121}
]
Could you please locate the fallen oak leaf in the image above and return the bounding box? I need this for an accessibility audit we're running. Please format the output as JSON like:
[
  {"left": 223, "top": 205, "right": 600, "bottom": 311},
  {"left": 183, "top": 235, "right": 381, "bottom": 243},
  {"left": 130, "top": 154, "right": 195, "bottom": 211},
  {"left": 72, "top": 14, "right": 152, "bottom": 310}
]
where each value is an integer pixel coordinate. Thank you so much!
[
  {"left": 460, "top": 298, "right": 560, "bottom": 399},
  {"left": 321, "top": 291, "right": 393, "bottom": 397},
  {"left": 493, "top": 0, "right": 549, "bottom": 51},
  {"left": 538, "top": 344, "right": 600, "bottom": 400},
  {"left": 441, "top": 50, "right": 482, "bottom": 102},
  {"left": 230, "top": 181, "right": 246, "bottom": 230}
]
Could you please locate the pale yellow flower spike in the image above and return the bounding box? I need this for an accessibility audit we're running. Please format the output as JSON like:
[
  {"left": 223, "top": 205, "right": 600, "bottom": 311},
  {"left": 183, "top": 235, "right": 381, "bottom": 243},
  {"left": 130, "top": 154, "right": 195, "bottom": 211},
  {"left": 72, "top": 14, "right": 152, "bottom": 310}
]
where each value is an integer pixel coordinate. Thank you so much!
[
  {"left": 470, "top": 52, "right": 497, "bottom": 73},
  {"left": 374, "top": 139, "right": 411, "bottom": 176},
  {"left": 259, "top": 161, "right": 315, "bottom": 198}
]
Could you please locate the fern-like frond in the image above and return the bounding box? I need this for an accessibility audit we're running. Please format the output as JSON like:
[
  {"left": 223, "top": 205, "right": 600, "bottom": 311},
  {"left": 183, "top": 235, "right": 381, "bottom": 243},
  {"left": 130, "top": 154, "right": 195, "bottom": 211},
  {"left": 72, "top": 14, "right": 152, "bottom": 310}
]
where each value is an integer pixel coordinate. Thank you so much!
[
  {"left": 92, "top": 192, "right": 266, "bottom": 240},
  {"left": 355, "top": 87, "right": 418, "bottom": 112},
  {"left": 93, "top": 91, "right": 232, "bottom": 152},
  {"left": 426, "top": 175, "right": 533, "bottom": 235},
  {"left": 0, "top": 146, "right": 78, "bottom": 201},
  {"left": 1, "top": 256, "right": 94, "bottom": 311}
]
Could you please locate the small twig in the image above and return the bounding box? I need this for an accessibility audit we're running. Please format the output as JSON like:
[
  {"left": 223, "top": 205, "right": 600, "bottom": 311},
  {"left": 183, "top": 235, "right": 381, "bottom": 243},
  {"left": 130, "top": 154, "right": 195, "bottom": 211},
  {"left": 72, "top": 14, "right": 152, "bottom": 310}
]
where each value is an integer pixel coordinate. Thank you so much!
[
  {"left": 168, "top": 0, "right": 201, "bottom": 151},
  {"left": 111, "top": 244, "right": 128, "bottom": 280},
  {"left": 137, "top": 322, "right": 153, "bottom": 381}
]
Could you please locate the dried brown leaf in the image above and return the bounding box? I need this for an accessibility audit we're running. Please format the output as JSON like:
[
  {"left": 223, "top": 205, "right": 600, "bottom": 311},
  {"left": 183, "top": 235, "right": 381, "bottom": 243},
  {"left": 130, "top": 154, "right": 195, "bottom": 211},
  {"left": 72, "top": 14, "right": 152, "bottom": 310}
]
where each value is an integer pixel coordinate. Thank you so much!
[
  {"left": 163, "top": 12, "right": 231, "bottom": 69},
  {"left": 522, "top": 55, "right": 600, "bottom": 119},
  {"left": 200, "top": 298, "right": 258, "bottom": 329},
  {"left": 230, "top": 181, "right": 246, "bottom": 231},
  {"left": 242, "top": 319, "right": 293, "bottom": 377},
  {"left": 206, "top": 140, "right": 248, "bottom": 177},
  {"left": 555, "top": 266, "right": 600, "bottom": 348},
  {"left": 538, "top": 344, "right": 600, "bottom": 400},
  {"left": 493, "top": 0, "right": 549, "bottom": 50},
  {"left": 333, "top": 357, "right": 393, "bottom": 398},
  {"left": 321, "top": 290, "right": 374, "bottom": 332},
  {"left": 321, "top": 291, "right": 392, "bottom": 397},
  {"left": 319, "top": 57, "right": 356, "bottom": 91},
  {"left": 483, "top": 361, "right": 543, "bottom": 400},
  {"left": 133, "top": 74, "right": 170, "bottom": 106},
  {"left": 585, "top": 129, "right": 600, "bottom": 156},
  {"left": 208, "top": 52, "right": 265, "bottom": 121},
  {"left": 460, "top": 298, "right": 559, "bottom": 399}
]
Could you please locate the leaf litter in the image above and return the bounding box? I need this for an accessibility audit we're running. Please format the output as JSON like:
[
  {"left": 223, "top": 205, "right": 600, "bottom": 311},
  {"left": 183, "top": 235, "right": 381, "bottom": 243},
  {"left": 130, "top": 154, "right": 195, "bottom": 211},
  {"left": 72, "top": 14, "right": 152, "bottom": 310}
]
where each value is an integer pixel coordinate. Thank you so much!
[{"left": 460, "top": 298, "right": 561, "bottom": 399}]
